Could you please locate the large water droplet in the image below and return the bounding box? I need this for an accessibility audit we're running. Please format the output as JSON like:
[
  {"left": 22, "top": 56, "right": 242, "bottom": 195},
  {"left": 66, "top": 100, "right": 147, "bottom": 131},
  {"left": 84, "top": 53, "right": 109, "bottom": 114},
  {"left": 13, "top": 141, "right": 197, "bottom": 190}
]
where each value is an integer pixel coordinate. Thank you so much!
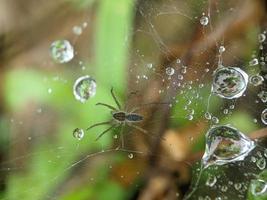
[
  {"left": 73, "top": 75, "right": 97, "bottom": 103},
  {"left": 200, "top": 16, "right": 209, "bottom": 26},
  {"left": 50, "top": 40, "right": 74, "bottom": 63},
  {"left": 211, "top": 67, "right": 248, "bottom": 99},
  {"left": 202, "top": 125, "right": 255, "bottom": 167},
  {"left": 73, "top": 128, "right": 84, "bottom": 140},
  {"left": 261, "top": 108, "right": 267, "bottom": 125}
]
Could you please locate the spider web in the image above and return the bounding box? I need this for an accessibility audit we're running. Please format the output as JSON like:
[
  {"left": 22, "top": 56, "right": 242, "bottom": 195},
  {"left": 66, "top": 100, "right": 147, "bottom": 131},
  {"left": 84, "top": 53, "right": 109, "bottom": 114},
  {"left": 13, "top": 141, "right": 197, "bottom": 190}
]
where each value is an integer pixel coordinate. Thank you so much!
[{"left": 1, "top": 0, "right": 267, "bottom": 200}]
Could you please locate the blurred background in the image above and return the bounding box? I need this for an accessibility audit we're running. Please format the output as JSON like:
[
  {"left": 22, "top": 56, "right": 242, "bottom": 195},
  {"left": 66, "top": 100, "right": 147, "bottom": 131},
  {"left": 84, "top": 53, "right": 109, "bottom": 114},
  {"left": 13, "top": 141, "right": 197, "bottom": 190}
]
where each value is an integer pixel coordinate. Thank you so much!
[{"left": 0, "top": 0, "right": 267, "bottom": 199}]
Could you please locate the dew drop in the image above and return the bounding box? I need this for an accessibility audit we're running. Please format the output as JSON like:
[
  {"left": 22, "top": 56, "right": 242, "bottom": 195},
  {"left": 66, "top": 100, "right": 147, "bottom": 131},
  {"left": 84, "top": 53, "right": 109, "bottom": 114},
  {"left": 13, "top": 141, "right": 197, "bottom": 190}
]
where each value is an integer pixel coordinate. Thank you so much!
[
  {"left": 219, "top": 46, "right": 225, "bottom": 53},
  {"left": 113, "top": 134, "right": 118, "bottom": 139},
  {"left": 211, "top": 116, "right": 219, "bottom": 124},
  {"left": 250, "top": 170, "right": 267, "bottom": 197},
  {"left": 234, "top": 183, "right": 242, "bottom": 190},
  {"left": 211, "top": 67, "right": 248, "bottom": 99},
  {"left": 258, "top": 33, "right": 266, "bottom": 43},
  {"left": 50, "top": 40, "right": 74, "bottom": 63},
  {"left": 249, "top": 74, "right": 264, "bottom": 86},
  {"left": 249, "top": 58, "right": 259, "bottom": 66},
  {"left": 258, "top": 91, "right": 267, "bottom": 103},
  {"left": 178, "top": 74, "right": 183, "bottom": 80},
  {"left": 221, "top": 185, "right": 228, "bottom": 192},
  {"left": 264, "top": 149, "right": 267, "bottom": 158},
  {"left": 73, "top": 128, "right": 84, "bottom": 140},
  {"left": 261, "top": 109, "right": 267, "bottom": 125},
  {"left": 256, "top": 158, "right": 266, "bottom": 170},
  {"left": 72, "top": 26, "right": 83, "bottom": 35},
  {"left": 166, "top": 67, "right": 175, "bottom": 76},
  {"left": 206, "top": 175, "right": 217, "bottom": 187},
  {"left": 73, "top": 75, "right": 97, "bottom": 103},
  {"left": 202, "top": 125, "right": 255, "bottom": 167},
  {"left": 146, "top": 63, "right": 153, "bottom": 69},
  {"left": 204, "top": 112, "right": 212, "bottom": 120},
  {"left": 200, "top": 16, "right": 209, "bottom": 26},
  {"left": 128, "top": 153, "right": 134, "bottom": 159}
]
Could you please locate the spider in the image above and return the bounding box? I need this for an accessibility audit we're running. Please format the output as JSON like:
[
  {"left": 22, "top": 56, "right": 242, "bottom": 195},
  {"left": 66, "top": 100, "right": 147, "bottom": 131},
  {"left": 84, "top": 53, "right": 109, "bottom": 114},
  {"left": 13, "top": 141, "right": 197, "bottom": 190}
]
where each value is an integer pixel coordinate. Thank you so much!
[{"left": 86, "top": 88, "right": 158, "bottom": 147}]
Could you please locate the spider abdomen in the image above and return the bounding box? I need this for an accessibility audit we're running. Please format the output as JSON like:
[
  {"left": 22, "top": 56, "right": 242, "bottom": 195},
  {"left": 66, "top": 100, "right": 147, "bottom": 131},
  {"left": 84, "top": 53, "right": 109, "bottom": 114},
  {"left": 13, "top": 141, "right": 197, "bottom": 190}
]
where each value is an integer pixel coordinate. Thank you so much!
[{"left": 126, "top": 113, "right": 143, "bottom": 122}]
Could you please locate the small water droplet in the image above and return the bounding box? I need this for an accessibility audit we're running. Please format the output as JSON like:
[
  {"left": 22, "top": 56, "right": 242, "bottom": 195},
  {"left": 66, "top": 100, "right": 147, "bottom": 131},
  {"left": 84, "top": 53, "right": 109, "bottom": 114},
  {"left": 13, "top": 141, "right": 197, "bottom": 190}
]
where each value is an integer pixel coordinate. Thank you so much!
[
  {"left": 50, "top": 40, "right": 74, "bottom": 63},
  {"left": 128, "top": 153, "right": 134, "bottom": 159},
  {"left": 249, "top": 75, "right": 264, "bottom": 86},
  {"left": 73, "top": 75, "right": 97, "bottom": 103},
  {"left": 264, "top": 149, "right": 267, "bottom": 158},
  {"left": 146, "top": 63, "right": 153, "bottom": 69},
  {"left": 249, "top": 58, "right": 259, "bottom": 66},
  {"left": 72, "top": 26, "right": 83, "bottom": 35},
  {"left": 234, "top": 183, "right": 242, "bottom": 190},
  {"left": 258, "top": 33, "right": 266, "bottom": 43},
  {"left": 206, "top": 175, "right": 217, "bottom": 187},
  {"left": 219, "top": 46, "right": 225, "bottom": 53},
  {"left": 211, "top": 116, "right": 219, "bottom": 124},
  {"left": 212, "top": 67, "right": 248, "bottom": 99},
  {"left": 258, "top": 91, "right": 267, "bottom": 103},
  {"left": 166, "top": 67, "right": 175, "bottom": 76},
  {"left": 256, "top": 158, "right": 266, "bottom": 170},
  {"left": 221, "top": 185, "right": 228, "bottom": 192},
  {"left": 178, "top": 74, "right": 183, "bottom": 80},
  {"left": 113, "top": 134, "right": 118, "bottom": 139},
  {"left": 73, "top": 128, "right": 84, "bottom": 140},
  {"left": 200, "top": 16, "right": 209, "bottom": 26},
  {"left": 204, "top": 112, "right": 212, "bottom": 120}
]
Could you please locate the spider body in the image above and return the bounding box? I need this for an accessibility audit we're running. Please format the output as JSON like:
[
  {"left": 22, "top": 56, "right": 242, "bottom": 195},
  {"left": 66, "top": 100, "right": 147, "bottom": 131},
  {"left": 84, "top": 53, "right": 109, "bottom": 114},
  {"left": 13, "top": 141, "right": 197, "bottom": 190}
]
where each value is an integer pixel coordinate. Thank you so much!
[
  {"left": 86, "top": 88, "right": 160, "bottom": 147},
  {"left": 112, "top": 111, "right": 127, "bottom": 122},
  {"left": 125, "top": 113, "right": 143, "bottom": 122}
]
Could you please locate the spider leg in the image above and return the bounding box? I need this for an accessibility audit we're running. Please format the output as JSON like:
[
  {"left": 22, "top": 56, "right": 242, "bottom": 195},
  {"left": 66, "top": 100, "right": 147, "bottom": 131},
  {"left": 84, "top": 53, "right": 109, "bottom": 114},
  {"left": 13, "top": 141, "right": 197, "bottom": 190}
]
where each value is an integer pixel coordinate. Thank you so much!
[
  {"left": 86, "top": 121, "right": 112, "bottom": 131},
  {"left": 95, "top": 124, "right": 117, "bottom": 141},
  {"left": 96, "top": 103, "right": 117, "bottom": 111},
  {"left": 119, "top": 125, "right": 125, "bottom": 148},
  {"left": 111, "top": 87, "right": 122, "bottom": 110},
  {"left": 128, "top": 123, "right": 165, "bottom": 140}
]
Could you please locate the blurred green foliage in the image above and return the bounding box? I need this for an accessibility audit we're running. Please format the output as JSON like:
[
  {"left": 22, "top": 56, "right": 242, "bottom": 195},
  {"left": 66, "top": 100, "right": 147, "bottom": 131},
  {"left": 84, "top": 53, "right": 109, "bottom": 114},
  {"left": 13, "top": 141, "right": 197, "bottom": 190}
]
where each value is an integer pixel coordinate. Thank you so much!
[{"left": 3, "top": 0, "right": 135, "bottom": 199}]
